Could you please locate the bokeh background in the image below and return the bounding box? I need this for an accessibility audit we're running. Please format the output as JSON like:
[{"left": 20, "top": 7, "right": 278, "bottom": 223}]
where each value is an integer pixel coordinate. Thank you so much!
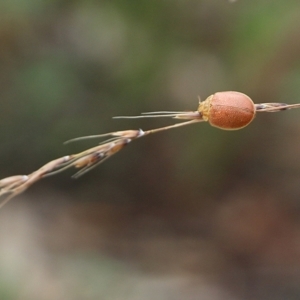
[{"left": 0, "top": 0, "right": 300, "bottom": 299}]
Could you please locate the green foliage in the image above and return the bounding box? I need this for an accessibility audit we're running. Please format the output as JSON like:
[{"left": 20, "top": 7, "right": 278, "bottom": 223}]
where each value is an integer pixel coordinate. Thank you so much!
[
  {"left": 0, "top": 0, "right": 299, "bottom": 197},
  {"left": 1, "top": 1, "right": 300, "bottom": 299}
]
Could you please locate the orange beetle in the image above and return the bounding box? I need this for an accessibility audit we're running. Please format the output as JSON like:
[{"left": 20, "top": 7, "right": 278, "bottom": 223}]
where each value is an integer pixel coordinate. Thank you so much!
[{"left": 198, "top": 91, "right": 255, "bottom": 130}]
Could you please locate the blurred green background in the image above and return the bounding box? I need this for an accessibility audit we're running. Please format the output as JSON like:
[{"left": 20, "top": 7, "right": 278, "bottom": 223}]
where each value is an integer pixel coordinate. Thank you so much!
[{"left": 1, "top": 0, "right": 300, "bottom": 299}]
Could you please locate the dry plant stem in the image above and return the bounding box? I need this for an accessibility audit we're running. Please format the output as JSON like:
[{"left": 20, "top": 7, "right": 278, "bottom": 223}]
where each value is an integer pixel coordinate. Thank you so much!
[
  {"left": 1, "top": 92, "right": 300, "bottom": 209},
  {"left": 0, "top": 119, "right": 201, "bottom": 208},
  {"left": 0, "top": 156, "right": 70, "bottom": 209},
  {"left": 255, "top": 103, "right": 300, "bottom": 112}
]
